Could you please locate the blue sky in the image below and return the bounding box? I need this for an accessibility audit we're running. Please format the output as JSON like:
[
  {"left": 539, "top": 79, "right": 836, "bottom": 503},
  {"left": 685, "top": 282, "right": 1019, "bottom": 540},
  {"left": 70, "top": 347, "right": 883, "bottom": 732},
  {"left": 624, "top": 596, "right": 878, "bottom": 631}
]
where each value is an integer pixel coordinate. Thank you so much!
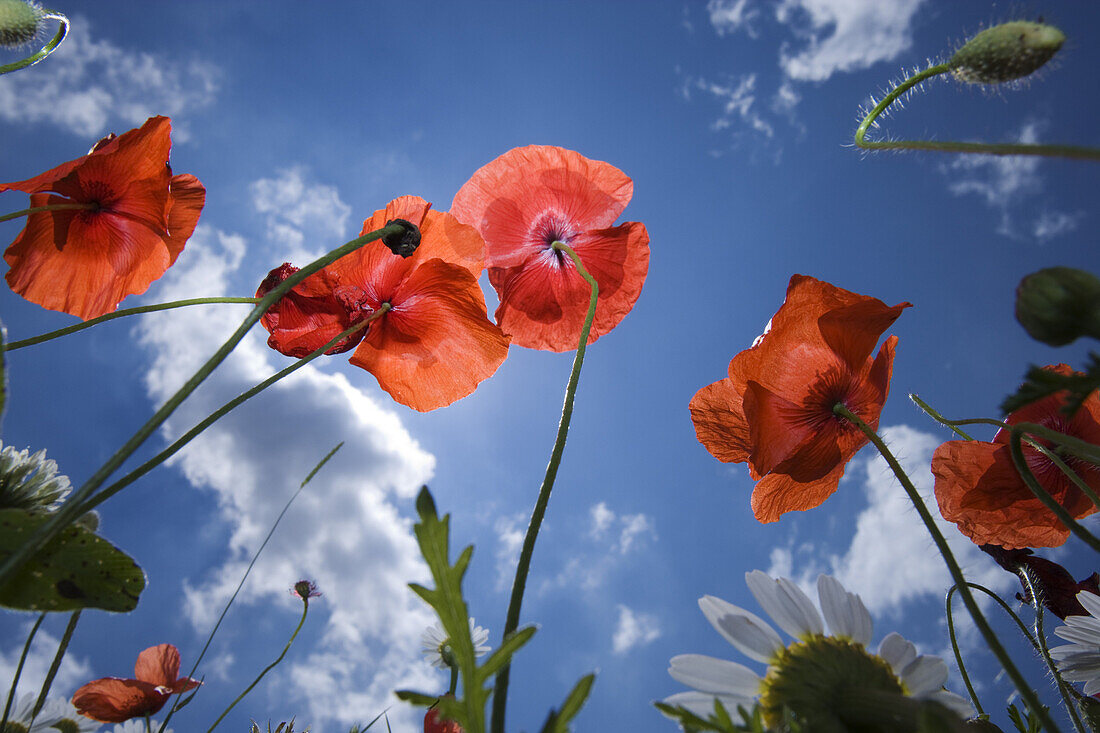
[{"left": 1, "top": 1, "right": 1099, "bottom": 731}]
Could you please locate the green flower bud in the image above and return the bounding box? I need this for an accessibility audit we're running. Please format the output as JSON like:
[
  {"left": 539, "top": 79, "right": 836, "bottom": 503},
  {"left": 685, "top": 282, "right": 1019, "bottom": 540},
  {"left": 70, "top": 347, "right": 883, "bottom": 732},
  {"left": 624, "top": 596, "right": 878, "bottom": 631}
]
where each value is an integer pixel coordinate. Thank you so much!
[
  {"left": 1015, "top": 267, "right": 1100, "bottom": 346},
  {"left": 0, "top": 0, "right": 44, "bottom": 48},
  {"left": 950, "top": 21, "right": 1065, "bottom": 84}
]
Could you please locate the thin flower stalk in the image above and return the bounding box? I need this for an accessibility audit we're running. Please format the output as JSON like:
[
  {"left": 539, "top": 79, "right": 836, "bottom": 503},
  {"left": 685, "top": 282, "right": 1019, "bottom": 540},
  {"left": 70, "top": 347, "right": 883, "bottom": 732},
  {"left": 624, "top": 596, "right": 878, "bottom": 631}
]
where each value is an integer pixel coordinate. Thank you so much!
[
  {"left": 833, "top": 403, "right": 1064, "bottom": 733},
  {"left": 0, "top": 612, "right": 44, "bottom": 730},
  {"left": 0, "top": 9, "right": 68, "bottom": 75},
  {"left": 491, "top": 241, "right": 598, "bottom": 733},
  {"left": 5, "top": 298, "right": 262, "bottom": 351},
  {"left": 0, "top": 221, "right": 410, "bottom": 588},
  {"left": 31, "top": 609, "right": 81, "bottom": 722}
]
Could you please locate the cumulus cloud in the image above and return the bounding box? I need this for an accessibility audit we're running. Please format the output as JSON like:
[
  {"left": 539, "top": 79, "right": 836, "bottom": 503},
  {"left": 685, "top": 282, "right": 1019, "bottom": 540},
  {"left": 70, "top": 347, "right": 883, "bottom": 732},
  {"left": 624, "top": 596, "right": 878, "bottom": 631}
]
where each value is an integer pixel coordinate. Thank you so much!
[
  {"left": 707, "top": 0, "right": 760, "bottom": 38},
  {"left": 249, "top": 168, "right": 353, "bottom": 264},
  {"left": 133, "top": 223, "right": 438, "bottom": 730},
  {"left": 0, "top": 17, "right": 218, "bottom": 139},
  {"left": 611, "top": 605, "right": 661, "bottom": 654},
  {"left": 767, "top": 425, "right": 1010, "bottom": 618},
  {"left": 0, "top": 624, "right": 93, "bottom": 700}
]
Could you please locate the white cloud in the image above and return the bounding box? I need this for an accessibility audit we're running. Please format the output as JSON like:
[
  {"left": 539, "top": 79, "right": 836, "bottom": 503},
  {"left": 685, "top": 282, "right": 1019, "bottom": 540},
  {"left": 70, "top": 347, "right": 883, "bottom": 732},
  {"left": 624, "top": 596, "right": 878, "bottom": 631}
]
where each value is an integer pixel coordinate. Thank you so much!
[
  {"left": 617, "top": 513, "right": 655, "bottom": 554},
  {"left": 828, "top": 425, "right": 1010, "bottom": 617},
  {"left": 776, "top": 0, "right": 926, "bottom": 82},
  {"left": 0, "top": 17, "right": 218, "bottom": 139},
  {"left": 133, "top": 224, "right": 439, "bottom": 730},
  {"left": 494, "top": 512, "right": 526, "bottom": 592},
  {"left": 249, "top": 168, "right": 353, "bottom": 265},
  {"left": 689, "top": 74, "right": 774, "bottom": 139},
  {"left": 611, "top": 605, "right": 661, "bottom": 655},
  {"left": 1033, "top": 210, "right": 1083, "bottom": 241},
  {"left": 707, "top": 0, "right": 759, "bottom": 38},
  {"left": 539, "top": 504, "right": 655, "bottom": 594},
  {"left": 0, "top": 623, "right": 93, "bottom": 700},
  {"left": 589, "top": 501, "right": 614, "bottom": 538}
]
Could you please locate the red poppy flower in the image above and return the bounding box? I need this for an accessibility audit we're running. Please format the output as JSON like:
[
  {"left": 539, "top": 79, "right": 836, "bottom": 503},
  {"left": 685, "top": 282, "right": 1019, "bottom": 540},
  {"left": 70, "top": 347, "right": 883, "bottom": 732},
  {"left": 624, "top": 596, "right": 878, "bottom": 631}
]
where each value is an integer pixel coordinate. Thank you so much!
[
  {"left": 981, "top": 544, "right": 1100, "bottom": 619},
  {"left": 259, "top": 196, "right": 509, "bottom": 412},
  {"left": 689, "top": 275, "right": 910, "bottom": 523},
  {"left": 71, "top": 643, "right": 200, "bottom": 723},
  {"left": 424, "top": 698, "right": 463, "bottom": 733},
  {"left": 932, "top": 364, "right": 1100, "bottom": 549},
  {"left": 449, "top": 145, "right": 649, "bottom": 352},
  {"left": 1, "top": 115, "right": 205, "bottom": 320}
]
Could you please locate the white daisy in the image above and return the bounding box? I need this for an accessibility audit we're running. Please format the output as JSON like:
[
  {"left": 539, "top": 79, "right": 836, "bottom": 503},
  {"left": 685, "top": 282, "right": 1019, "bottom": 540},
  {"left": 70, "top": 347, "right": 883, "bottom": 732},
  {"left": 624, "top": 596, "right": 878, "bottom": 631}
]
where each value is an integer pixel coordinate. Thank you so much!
[
  {"left": 421, "top": 618, "right": 491, "bottom": 669},
  {"left": 32, "top": 697, "right": 98, "bottom": 732},
  {"left": 0, "top": 693, "right": 62, "bottom": 732},
  {"left": 663, "top": 571, "right": 973, "bottom": 728},
  {"left": 1050, "top": 590, "right": 1100, "bottom": 696}
]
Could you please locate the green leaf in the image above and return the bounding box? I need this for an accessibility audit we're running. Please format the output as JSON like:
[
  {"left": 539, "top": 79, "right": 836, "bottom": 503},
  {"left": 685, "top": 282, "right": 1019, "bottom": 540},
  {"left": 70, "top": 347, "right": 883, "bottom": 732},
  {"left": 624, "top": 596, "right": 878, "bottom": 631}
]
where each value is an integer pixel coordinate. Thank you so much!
[
  {"left": 1001, "top": 353, "right": 1100, "bottom": 415},
  {"left": 393, "top": 690, "right": 437, "bottom": 707},
  {"left": 477, "top": 625, "right": 536, "bottom": 679},
  {"left": 538, "top": 673, "right": 595, "bottom": 733},
  {"left": 0, "top": 508, "right": 145, "bottom": 612}
]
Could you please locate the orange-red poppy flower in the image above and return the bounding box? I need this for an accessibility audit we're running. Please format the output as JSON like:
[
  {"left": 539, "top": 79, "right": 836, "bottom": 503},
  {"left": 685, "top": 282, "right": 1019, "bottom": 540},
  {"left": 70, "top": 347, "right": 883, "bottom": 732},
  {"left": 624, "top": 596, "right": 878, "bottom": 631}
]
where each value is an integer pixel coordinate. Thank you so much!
[
  {"left": 932, "top": 364, "right": 1100, "bottom": 549},
  {"left": 449, "top": 145, "right": 649, "bottom": 352},
  {"left": 424, "top": 697, "right": 463, "bottom": 733},
  {"left": 257, "top": 263, "right": 372, "bottom": 357},
  {"left": 259, "top": 196, "right": 509, "bottom": 412},
  {"left": 689, "top": 275, "right": 910, "bottom": 523},
  {"left": 71, "top": 643, "right": 200, "bottom": 723},
  {"left": 1, "top": 115, "right": 204, "bottom": 320},
  {"left": 981, "top": 544, "right": 1100, "bottom": 619}
]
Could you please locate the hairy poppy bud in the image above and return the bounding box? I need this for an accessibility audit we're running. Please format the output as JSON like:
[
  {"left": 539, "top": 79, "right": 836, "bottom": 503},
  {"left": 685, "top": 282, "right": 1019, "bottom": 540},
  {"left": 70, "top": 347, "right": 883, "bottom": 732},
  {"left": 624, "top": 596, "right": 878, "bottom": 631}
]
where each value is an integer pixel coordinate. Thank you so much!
[
  {"left": 1015, "top": 267, "right": 1100, "bottom": 346},
  {"left": 0, "top": 0, "right": 44, "bottom": 48},
  {"left": 965, "top": 719, "right": 1006, "bottom": 732},
  {"left": 950, "top": 21, "right": 1065, "bottom": 84},
  {"left": 382, "top": 218, "right": 421, "bottom": 257}
]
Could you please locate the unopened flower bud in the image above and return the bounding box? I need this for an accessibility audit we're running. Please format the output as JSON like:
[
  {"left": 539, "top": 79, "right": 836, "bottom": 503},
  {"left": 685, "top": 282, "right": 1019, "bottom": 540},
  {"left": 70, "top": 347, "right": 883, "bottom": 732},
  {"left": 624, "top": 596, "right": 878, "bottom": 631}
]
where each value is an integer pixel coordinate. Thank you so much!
[
  {"left": 382, "top": 218, "right": 421, "bottom": 258},
  {"left": 965, "top": 719, "right": 1007, "bottom": 732},
  {"left": 1015, "top": 267, "right": 1100, "bottom": 346},
  {"left": 0, "top": 0, "right": 44, "bottom": 48},
  {"left": 950, "top": 21, "right": 1065, "bottom": 84}
]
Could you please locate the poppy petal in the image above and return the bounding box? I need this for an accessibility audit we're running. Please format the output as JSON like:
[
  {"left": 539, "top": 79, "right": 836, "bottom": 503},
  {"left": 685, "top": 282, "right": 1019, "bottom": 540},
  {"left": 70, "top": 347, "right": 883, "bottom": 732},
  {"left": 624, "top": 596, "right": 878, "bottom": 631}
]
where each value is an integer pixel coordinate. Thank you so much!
[
  {"left": 165, "top": 174, "right": 206, "bottom": 264},
  {"left": 134, "top": 643, "right": 182, "bottom": 687},
  {"left": 349, "top": 259, "right": 509, "bottom": 411},
  {"left": 72, "top": 678, "right": 166, "bottom": 723},
  {"left": 359, "top": 197, "right": 485, "bottom": 277},
  {"left": 742, "top": 380, "right": 819, "bottom": 476},
  {"left": 817, "top": 298, "right": 911, "bottom": 373},
  {"left": 689, "top": 377, "right": 753, "bottom": 464},
  {"left": 750, "top": 460, "right": 848, "bottom": 523}
]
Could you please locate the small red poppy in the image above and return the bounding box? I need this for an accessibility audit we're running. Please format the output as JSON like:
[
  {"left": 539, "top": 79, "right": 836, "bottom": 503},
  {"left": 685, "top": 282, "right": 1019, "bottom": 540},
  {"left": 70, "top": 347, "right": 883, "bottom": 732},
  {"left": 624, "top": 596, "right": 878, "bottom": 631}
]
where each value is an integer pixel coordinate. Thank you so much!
[
  {"left": 932, "top": 364, "right": 1100, "bottom": 549},
  {"left": 450, "top": 145, "right": 649, "bottom": 352},
  {"left": 424, "top": 700, "right": 463, "bottom": 733},
  {"left": 71, "top": 643, "right": 200, "bottom": 723},
  {"left": 1, "top": 116, "right": 205, "bottom": 320},
  {"left": 689, "top": 275, "right": 910, "bottom": 523}
]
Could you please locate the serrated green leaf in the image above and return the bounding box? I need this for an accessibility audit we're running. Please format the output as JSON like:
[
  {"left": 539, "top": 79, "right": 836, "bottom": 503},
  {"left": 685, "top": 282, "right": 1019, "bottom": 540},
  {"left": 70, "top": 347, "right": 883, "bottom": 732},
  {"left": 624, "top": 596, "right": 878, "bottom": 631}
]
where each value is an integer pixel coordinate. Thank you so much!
[
  {"left": 394, "top": 690, "right": 437, "bottom": 707},
  {"left": 477, "top": 625, "right": 536, "bottom": 679},
  {"left": 551, "top": 672, "right": 595, "bottom": 731},
  {"left": 0, "top": 508, "right": 145, "bottom": 612}
]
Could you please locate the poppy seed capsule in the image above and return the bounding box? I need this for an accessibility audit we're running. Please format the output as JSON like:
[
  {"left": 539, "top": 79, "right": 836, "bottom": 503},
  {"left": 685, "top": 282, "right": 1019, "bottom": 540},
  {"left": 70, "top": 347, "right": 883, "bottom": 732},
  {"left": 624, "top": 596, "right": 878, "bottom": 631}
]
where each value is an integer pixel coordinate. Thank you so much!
[
  {"left": 0, "top": 0, "right": 43, "bottom": 48},
  {"left": 1015, "top": 267, "right": 1100, "bottom": 346},
  {"left": 382, "top": 218, "right": 421, "bottom": 257},
  {"left": 950, "top": 21, "right": 1065, "bottom": 84}
]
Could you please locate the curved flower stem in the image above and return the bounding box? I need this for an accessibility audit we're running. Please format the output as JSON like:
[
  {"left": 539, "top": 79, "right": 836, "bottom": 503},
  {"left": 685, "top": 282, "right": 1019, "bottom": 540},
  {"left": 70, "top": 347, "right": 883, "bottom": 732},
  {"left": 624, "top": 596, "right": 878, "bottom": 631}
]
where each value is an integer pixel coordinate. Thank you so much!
[
  {"left": 0, "top": 612, "right": 44, "bottom": 731},
  {"left": 29, "top": 609, "right": 80, "bottom": 723},
  {"left": 72, "top": 311, "right": 382, "bottom": 517},
  {"left": 833, "top": 404, "right": 1063, "bottom": 733},
  {"left": 855, "top": 62, "right": 1100, "bottom": 160},
  {"left": 5, "top": 298, "right": 262, "bottom": 351},
  {"left": 909, "top": 394, "right": 977, "bottom": 440},
  {"left": 1017, "top": 571, "right": 1088, "bottom": 733},
  {"left": 0, "top": 221, "right": 409, "bottom": 589},
  {"left": 206, "top": 596, "right": 312, "bottom": 732},
  {"left": 0, "top": 202, "right": 96, "bottom": 224},
  {"left": 158, "top": 443, "right": 344, "bottom": 733},
  {"left": 1007, "top": 427, "right": 1100, "bottom": 552},
  {"left": 0, "top": 11, "right": 69, "bottom": 76},
  {"left": 944, "top": 587, "right": 984, "bottom": 716},
  {"left": 490, "top": 241, "right": 599, "bottom": 733},
  {"left": 1029, "top": 441, "right": 1100, "bottom": 512}
]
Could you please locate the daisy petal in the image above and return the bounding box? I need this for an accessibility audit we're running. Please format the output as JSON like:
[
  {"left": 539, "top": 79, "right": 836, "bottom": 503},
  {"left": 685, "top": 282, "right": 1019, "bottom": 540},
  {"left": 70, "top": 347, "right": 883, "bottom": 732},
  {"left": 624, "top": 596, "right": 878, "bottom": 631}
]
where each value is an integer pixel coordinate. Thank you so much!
[
  {"left": 900, "top": 655, "right": 949, "bottom": 696},
  {"left": 745, "top": 571, "right": 823, "bottom": 639},
  {"left": 669, "top": 654, "right": 762, "bottom": 697},
  {"left": 698, "top": 595, "right": 783, "bottom": 663},
  {"left": 816, "top": 575, "right": 872, "bottom": 645},
  {"left": 877, "top": 632, "right": 917, "bottom": 675},
  {"left": 1078, "top": 590, "right": 1100, "bottom": 617},
  {"left": 662, "top": 691, "right": 755, "bottom": 720}
]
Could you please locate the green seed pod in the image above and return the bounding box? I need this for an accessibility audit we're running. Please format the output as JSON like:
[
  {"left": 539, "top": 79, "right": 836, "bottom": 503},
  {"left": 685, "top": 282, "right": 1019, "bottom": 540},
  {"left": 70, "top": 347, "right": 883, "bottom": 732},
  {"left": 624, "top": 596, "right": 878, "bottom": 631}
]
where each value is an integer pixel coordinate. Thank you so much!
[
  {"left": 1015, "top": 267, "right": 1100, "bottom": 346},
  {"left": 0, "top": 0, "right": 44, "bottom": 49},
  {"left": 950, "top": 21, "right": 1065, "bottom": 84}
]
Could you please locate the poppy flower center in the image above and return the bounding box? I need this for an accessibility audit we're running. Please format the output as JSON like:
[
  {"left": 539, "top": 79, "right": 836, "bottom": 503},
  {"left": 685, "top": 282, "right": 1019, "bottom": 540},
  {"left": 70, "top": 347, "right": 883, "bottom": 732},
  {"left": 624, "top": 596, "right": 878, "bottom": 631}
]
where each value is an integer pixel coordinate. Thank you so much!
[
  {"left": 529, "top": 210, "right": 577, "bottom": 260},
  {"left": 78, "top": 180, "right": 115, "bottom": 215},
  {"left": 802, "top": 366, "right": 864, "bottom": 431}
]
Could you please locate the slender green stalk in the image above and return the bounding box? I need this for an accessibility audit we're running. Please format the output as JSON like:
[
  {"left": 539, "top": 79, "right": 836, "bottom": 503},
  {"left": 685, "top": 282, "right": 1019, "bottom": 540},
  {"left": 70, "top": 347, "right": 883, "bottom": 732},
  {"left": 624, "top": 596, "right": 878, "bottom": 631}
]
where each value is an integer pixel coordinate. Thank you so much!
[
  {"left": 490, "top": 242, "right": 599, "bottom": 733},
  {"left": 1029, "top": 440, "right": 1100, "bottom": 511},
  {"left": 0, "top": 202, "right": 96, "bottom": 224},
  {"left": 909, "top": 394, "right": 976, "bottom": 441},
  {"left": 0, "top": 221, "right": 407, "bottom": 589},
  {"left": 1017, "top": 571, "right": 1087, "bottom": 733},
  {"left": 855, "top": 62, "right": 1100, "bottom": 160},
  {"left": 1007, "top": 427, "right": 1100, "bottom": 552},
  {"left": 158, "top": 443, "right": 344, "bottom": 733},
  {"left": 944, "top": 587, "right": 983, "bottom": 716},
  {"left": 5, "top": 298, "right": 261, "bottom": 351},
  {"left": 0, "top": 11, "right": 69, "bottom": 75},
  {"left": 0, "top": 613, "right": 44, "bottom": 730},
  {"left": 834, "top": 404, "right": 1063, "bottom": 733},
  {"left": 74, "top": 311, "right": 383, "bottom": 516},
  {"left": 206, "top": 596, "right": 313, "bottom": 732},
  {"left": 29, "top": 610, "right": 80, "bottom": 722}
]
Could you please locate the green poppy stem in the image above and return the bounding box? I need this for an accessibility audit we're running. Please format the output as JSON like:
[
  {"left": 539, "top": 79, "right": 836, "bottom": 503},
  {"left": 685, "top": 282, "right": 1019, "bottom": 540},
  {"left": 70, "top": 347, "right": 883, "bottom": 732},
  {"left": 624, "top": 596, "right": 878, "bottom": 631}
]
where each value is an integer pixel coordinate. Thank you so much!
[
  {"left": 0, "top": 202, "right": 97, "bottom": 224},
  {"left": 0, "top": 612, "right": 44, "bottom": 731},
  {"left": 833, "top": 403, "right": 1063, "bottom": 733},
  {"left": 206, "top": 595, "right": 313, "bottom": 732},
  {"left": 5, "top": 298, "right": 262, "bottom": 351},
  {"left": 29, "top": 609, "right": 80, "bottom": 723},
  {"left": 0, "top": 11, "right": 69, "bottom": 76},
  {"left": 855, "top": 63, "right": 1100, "bottom": 160},
  {"left": 944, "top": 587, "right": 984, "bottom": 717},
  {"left": 490, "top": 241, "right": 599, "bottom": 733},
  {"left": 0, "top": 221, "right": 409, "bottom": 589}
]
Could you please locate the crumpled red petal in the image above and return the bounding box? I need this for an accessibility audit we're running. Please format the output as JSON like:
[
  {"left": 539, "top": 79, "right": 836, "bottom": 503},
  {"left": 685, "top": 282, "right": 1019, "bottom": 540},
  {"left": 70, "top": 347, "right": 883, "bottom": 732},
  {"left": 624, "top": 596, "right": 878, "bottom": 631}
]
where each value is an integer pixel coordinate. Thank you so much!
[{"left": 72, "top": 678, "right": 168, "bottom": 723}]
